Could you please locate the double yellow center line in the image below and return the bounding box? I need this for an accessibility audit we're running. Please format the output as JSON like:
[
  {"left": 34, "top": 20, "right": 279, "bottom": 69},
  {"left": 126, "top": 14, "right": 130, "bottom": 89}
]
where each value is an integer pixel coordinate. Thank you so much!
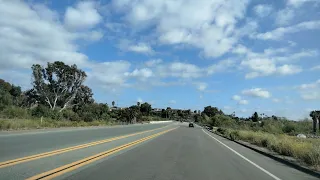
[
  {"left": 27, "top": 127, "right": 177, "bottom": 180},
  {"left": 0, "top": 126, "right": 170, "bottom": 168}
]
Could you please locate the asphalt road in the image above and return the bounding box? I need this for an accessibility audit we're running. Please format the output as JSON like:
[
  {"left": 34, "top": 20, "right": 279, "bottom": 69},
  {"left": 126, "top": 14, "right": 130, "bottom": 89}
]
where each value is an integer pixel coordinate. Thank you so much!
[
  {"left": 0, "top": 123, "right": 169, "bottom": 162},
  {"left": 0, "top": 122, "right": 318, "bottom": 180}
]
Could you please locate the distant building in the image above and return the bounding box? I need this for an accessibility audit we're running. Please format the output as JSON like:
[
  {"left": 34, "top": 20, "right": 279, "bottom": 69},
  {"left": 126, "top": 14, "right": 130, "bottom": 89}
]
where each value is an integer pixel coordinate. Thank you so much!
[
  {"left": 110, "top": 106, "right": 127, "bottom": 111},
  {"left": 152, "top": 108, "right": 162, "bottom": 112}
]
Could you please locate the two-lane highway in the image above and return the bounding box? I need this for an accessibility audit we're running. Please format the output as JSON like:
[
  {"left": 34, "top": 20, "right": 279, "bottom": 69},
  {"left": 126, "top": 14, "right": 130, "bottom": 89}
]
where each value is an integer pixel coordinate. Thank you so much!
[{"left": 0, "top": 122, "right": 318, "bottom": 180}]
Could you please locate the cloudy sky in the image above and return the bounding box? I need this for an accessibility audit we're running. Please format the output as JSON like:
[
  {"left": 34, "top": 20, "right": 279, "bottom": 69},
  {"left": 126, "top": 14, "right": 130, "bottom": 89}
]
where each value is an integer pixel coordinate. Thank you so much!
[{"left": 0, "top": 0, "right": 319, "bottom": 120}]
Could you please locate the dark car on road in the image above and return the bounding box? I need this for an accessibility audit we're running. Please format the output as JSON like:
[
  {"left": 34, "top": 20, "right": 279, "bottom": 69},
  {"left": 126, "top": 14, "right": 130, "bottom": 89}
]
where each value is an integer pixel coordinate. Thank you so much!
[{"left": 189, "top": 122, "right": 194, "bottom": 128}]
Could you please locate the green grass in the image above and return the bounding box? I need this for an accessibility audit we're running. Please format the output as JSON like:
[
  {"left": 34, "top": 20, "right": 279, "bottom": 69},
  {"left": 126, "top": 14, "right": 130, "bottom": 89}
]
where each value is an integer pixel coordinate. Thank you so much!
[
  {"left": 217, "top": 128, "right": 320, "bottom": 169},
  {"left": 0, "top": 119, "right": 119, "bottom": 131}
]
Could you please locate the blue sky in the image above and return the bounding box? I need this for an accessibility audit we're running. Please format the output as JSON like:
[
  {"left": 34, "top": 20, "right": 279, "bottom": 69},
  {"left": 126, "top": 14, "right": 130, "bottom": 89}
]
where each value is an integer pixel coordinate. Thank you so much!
[{"left": 0, "top": 0, "right": 319, "bottom": 120}]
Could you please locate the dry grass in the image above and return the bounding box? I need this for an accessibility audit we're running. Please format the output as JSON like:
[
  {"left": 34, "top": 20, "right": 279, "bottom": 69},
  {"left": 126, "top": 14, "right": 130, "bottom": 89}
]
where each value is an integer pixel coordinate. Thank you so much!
[
  {"left": 218, "top": 129, "right": 320, "bottom": 168},
  {"left": 0, "top": 119, "right": 117, "bottom": 131}
]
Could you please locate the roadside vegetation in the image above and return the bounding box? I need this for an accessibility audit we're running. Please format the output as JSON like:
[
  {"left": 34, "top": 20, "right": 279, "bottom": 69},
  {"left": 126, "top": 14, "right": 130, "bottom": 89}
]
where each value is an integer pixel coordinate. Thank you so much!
[
  {"left": 217, "top": 129, "right": 320, "bottom": 168},
  {"left": 195, "top": 106, "right": 320, "bottom": 169},
  {"left": 0, "top": 61, "right": 192, "bottom": 130}
]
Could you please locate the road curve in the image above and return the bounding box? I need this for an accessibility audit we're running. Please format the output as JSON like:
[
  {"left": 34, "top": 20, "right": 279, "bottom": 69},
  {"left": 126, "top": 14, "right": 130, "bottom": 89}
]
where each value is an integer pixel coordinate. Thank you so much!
[{"left": 0, "top": 122, "right": 318, "bottom": 180}]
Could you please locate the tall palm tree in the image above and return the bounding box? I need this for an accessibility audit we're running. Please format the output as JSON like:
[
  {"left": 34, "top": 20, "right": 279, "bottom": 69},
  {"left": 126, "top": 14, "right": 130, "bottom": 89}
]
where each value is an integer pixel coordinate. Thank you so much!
[
  {"left": 112, "top": 101, "right": 115, "bottom": 107},
  {"left": 137, "top": 102, "right": 141, "bottom": 107}
]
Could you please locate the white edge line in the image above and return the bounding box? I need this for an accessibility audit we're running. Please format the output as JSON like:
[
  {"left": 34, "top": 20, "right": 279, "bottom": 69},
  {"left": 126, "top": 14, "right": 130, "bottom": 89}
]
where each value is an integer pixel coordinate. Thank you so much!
[{"left": 202, "top": 129, "right": 282, "bottom": 180}]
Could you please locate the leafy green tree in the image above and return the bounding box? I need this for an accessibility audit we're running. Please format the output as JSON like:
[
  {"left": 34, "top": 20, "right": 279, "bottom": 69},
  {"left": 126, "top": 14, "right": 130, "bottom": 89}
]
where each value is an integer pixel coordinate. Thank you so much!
[
  {"left": 0, "top": 79, "right": 22, "bottom": 108},
  {"left": 77, "top": 103, "right": 109, "bottom": 121},
  {"left": 177, "top": 109, "right": 184, "bottom": 119},
  {"left": 210, "top": 114, "right": 236, "bottom": 127},
  {"left": 194, "top": 114, "right": 201, "bottom": 122},
  {"left": 0, "top": 79, "right": 12, "bottom": 92},
  {"left": 0, "top": 89, "right": 12, "bottom": 110},
  {"left": 137, "top": 101, "right": 141, "bottom": 107},
  {"left": 140, "top": 102, "right": 152, "bottom": 116},
  {"left": 112, "top": 101, "right": 115, "bottom": 107},
  {"left": 72, "top": 85, "right": 94, "bottom": 112},
  {"left": 161, "top": 109, "right": 167, "bottom": 118},
  {"left": 120, "top": 105, "right": 141, "bottom": 123},
  {"left": 166, "top": 107, "right": 172, "bottom": 118},
  {"left": 29, "top": 61, "right": 87, "bottom": 112},
  {"left": 203, "top": 106, "right": 223, "bottom": 117},
  {"left": 31, "top": 105, "right": 52, "bottom": 118},
  {"left": 252, "top": 112, "right": 259, "bottom": 122},
  {"left": 9, "top": 85, "right": 21, "bottom": 98}
]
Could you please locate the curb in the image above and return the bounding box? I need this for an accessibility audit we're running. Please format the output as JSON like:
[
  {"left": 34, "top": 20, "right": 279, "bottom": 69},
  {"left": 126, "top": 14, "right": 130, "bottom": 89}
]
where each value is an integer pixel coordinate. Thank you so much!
[{"left": 208, "top": 129, "right": 320, "bottom": 178}]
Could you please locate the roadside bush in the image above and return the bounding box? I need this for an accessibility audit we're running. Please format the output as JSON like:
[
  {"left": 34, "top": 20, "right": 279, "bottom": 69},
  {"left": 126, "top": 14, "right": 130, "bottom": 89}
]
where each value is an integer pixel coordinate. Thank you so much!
[
  {"left": 210, "top": 114, "right": 236, "bottom": 128},
  {"left": 260, "top": 120, "right": 284, "bottom": 134},
  {"left": 50, "top": 110, "right": 63, "bottom": 120},
  {"left": 100, "top": 113, "right": 111, "bottom": 121},
  {"left": 282, "top": 123, "right": 296, "bottom": 134},
  {"left": 225, "top": 129, "right": 320, "bottom": 167},
  {"left": 62, "top": 110, "right": 80, "bottom": 121},
  {"left": 0, "top": 91, "right": 13, "bottom": 110},
  {"left": 217, "top": 127, "right": 226, "bottom": 134},
  {"left": 80, "top": 112, "right": 95, "bottom": 122},
  {"left": 1, "top": 106, "right": 30, "bottom": 119},
  {"left": 31, "top": 105, "right": 52, "bottom": 118},
  {"left": 140, "top": 116, "right": 151, "bottom": 122}
]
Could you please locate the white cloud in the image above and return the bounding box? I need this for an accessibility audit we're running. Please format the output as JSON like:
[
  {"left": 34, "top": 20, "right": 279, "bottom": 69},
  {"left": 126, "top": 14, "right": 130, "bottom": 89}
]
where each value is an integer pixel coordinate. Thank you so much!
[
  {"left": 301, "top": 92, "right": 320, "bottom": 100},
  {"left": 239, "top": 99, "right": 249, "bottom": 105},
  {"left": 232, "top": 95, "right": 242, "bottom": 101},
  {"left": 197, "top": 83, "right": 208, "bottom": 91},
  {"left": 80, "top": 30, "right": 104, "bottom": 41},
  {"left": 272, "top": 98, "right": 281, "bottom": 103},
  {"left": 207, "top": 59, "right": 236, "bottom": 75},
  {"left": 64, "top": 1, "right": 102, "bottom": 30},
  {"left": 275, "top": 50, "right": 318, "bottom": 62},
  {"left": 232, "top": 95, "right": 249, "bottom": 105},
  {"left": 105, "top": 22, "right": 126, "bottom": 33},
  {"left": 112, "top": 0, "right": 250, "bottom": 58},
  {"left": 242, "top": 88, "right": 271, "bottom": 98},
  {"left": 241, "top": 58, "right": 277, "bottom": 78},
  {"left": 145, "top": 59, "right": 162, "bottom": 67},
  {"left": 277, "top": 64, "right": 302, "bottom": 75},
  {"left": 233, "top": 44, "right": 250, "bottom": 55},
  {"left": 287, "top": 0, "right": 319, "bottom": 7},
  {"left": 0, "top": 0, "right": 90, "bottom": 71},
  {"left": 169, "top": 100, "right": 177, "bottom": 104},
  {"left": 127, "top": 43, "right": 154, "bottom": 54},
  {"left": 275, "top": 8, "right": 294, "bottom": 26},
  {"left": 87, "top": 61, "right": 131, "bottom": 87},
  {"left": 311, "top": 65, "right": 320, "bottom": 71},
  {"left": 254, "top": 4, "right": 273, "bottom": 18},
  {"left": 297, "top": 79, "right": 320, "bottom": 90},
  {"left": 118, "top": 40, "right": 155, "bottom": 55},
  {"left": 255, "top": 20, "right": 320, "bottom": 40},
  {"left": 153, "top": 59, "right": 237, "bottom": 79},
  {"left": 297, "top": 80, "right": 320, "bottom": 100},
  {"left": 125, "top": 68, "right": 153, "bottom": 80},
  {"left": 240, "top": 48, "right": 308, "bottom": 78},
  {"left": 157, "top": 62, "right": 203, "bottom": 79}
]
